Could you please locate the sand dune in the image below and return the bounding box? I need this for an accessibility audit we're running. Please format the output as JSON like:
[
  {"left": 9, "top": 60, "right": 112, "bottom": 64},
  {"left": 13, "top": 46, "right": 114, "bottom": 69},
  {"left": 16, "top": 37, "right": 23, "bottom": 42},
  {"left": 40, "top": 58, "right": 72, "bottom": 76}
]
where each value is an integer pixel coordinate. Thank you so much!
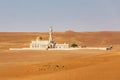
[
  {"left": 0, "top": 31, "right": 120, "bottom": 50},
  {"left": 0, "top": 32, "right": 120, "bottom": 80},
  {"left": 0, "top": 50, "right": 120, "bottom": 80}
]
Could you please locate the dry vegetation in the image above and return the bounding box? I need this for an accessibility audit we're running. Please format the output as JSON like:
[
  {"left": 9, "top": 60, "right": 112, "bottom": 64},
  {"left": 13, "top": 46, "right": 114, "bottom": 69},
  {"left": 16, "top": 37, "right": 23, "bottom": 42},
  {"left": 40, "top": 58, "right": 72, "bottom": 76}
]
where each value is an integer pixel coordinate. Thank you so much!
[{"left": 0, "top": 31, "right": 120, "bottom": 80}]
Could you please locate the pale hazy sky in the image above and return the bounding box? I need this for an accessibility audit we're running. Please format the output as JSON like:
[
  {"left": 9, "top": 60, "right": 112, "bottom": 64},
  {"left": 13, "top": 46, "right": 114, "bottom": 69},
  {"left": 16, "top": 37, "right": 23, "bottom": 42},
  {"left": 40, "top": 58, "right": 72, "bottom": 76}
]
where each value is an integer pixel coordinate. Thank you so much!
[{"left": 0, "top": 0, "right": 120, "bottom": 32}]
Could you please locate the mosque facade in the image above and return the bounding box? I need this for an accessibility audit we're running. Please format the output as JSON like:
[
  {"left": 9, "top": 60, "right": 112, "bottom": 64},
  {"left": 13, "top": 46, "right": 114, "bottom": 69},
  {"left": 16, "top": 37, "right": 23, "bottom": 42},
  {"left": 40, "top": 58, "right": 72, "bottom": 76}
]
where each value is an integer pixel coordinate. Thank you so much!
[{"left": 30, "top": 26, "right": 69, "bottom": 49}]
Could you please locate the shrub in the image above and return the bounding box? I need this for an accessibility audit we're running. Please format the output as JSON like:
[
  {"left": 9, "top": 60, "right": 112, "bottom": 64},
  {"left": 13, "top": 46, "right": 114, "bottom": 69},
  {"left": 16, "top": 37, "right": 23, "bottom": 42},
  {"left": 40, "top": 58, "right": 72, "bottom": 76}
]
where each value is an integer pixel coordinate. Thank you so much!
[
  {"left": 71, "top": 43, "right": 78, "bottom": 47},
  {"left": 36, "top": 36, "right": 42, "bottom": 41}
]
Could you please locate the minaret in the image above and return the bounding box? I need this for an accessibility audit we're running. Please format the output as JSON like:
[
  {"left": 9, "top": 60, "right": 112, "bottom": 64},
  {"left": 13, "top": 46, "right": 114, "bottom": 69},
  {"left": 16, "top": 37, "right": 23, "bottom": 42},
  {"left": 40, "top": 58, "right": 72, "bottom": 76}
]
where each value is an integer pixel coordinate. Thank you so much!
[{"left": 49, "top": 25, "right": 53, "bottom": 43}]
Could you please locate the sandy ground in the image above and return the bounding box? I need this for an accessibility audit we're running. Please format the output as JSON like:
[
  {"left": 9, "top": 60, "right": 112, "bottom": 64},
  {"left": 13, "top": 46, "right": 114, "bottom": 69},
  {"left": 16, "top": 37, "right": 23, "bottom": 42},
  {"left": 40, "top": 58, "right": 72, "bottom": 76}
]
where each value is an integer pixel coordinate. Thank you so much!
[
  {"left": 0, "top": 32, "right": 120, "bottom": 80},
  {"left": 0, "top": 48, "right": 120, "bottom": 80}
]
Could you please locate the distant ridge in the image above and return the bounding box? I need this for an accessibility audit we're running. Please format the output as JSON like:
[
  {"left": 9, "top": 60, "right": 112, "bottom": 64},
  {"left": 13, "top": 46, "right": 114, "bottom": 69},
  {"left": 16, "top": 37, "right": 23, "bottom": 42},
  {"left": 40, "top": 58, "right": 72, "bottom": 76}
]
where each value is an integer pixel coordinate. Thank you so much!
[
  {"left": 0, "top": 31, "right": 120, "bottom": 50},
  {"left": 65, "top": 29, "right": 75, "bottom": 32}
]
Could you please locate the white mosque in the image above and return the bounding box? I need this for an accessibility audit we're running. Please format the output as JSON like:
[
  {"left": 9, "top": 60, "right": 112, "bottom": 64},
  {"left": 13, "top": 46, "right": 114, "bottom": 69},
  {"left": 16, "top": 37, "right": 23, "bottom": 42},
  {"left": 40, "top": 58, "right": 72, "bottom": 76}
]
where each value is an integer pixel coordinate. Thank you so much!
[
  {"left": 29, "top": 26, "right": 69, "bottom": 50},
  {"left": 10, "top": 26, "right": 70, "bottom": 50}
]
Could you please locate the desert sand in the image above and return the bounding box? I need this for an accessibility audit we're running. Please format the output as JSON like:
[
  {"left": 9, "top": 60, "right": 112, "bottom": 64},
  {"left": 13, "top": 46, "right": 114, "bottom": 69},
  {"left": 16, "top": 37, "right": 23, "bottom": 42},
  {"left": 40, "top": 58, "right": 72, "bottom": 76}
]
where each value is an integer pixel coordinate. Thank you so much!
[{"left": 0, "top": 32, "right": 120, "bottom": 80}]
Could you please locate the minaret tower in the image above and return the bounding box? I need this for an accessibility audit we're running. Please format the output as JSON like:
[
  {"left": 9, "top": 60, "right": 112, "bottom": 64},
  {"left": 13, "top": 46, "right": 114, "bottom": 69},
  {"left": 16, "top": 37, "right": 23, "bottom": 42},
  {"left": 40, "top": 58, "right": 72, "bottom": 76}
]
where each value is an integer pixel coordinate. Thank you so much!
[{"left": 49, "top": 25, "right": 53, "bottom": 43}]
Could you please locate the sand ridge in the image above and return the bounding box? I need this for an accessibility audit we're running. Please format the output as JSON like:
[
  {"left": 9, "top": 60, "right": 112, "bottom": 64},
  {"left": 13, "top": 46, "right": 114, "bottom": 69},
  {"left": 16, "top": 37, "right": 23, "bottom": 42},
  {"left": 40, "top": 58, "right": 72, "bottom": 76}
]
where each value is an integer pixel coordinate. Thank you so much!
[{"left": 0, "top": 32, "right": 120, "bottom": 50}]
